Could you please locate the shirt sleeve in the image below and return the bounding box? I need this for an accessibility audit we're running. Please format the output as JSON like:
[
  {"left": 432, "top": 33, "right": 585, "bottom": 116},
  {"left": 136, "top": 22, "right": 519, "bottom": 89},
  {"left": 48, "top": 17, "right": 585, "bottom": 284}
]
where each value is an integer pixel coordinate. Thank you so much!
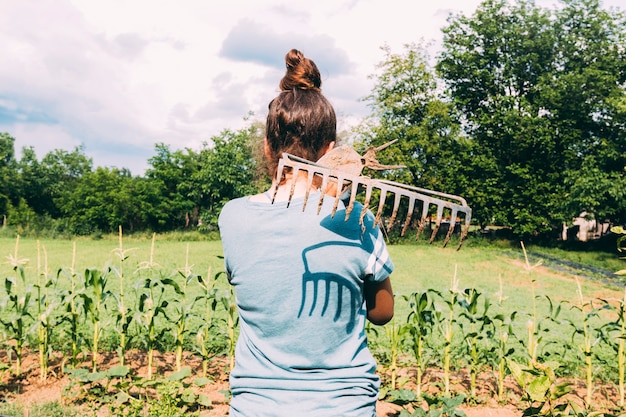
[{"left": 362, "top": 213, "right": 394, "bottom": 282}]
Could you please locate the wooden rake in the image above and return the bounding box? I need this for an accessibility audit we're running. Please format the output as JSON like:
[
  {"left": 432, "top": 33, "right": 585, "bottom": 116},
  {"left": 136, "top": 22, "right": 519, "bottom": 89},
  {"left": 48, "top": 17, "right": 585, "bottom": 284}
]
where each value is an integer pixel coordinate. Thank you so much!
[{"left": 272, "top": 142, "right": 473, "bottom": 249}]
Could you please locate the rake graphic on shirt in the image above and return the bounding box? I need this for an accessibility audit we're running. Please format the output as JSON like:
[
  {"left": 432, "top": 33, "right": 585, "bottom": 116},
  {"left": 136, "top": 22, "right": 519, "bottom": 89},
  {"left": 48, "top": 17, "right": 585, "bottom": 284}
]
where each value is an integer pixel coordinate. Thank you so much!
[{"left": 271, "top": 140, "right": 473, "bottom": 249}]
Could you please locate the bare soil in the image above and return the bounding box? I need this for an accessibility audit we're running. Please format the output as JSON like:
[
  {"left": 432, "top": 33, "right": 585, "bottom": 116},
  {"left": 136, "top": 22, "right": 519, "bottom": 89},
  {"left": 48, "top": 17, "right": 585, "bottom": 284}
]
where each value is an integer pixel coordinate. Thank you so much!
[{"left": 2, "top": 350, "right": 620, "bottom": 417}]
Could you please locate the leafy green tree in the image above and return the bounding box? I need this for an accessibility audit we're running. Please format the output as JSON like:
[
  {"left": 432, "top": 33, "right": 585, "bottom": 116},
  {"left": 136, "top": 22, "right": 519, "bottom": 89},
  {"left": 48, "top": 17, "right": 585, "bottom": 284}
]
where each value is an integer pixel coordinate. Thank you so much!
[
  {"left": 57, "top": 167, "right": 162, "bottom": 234},
  {"left": 437, "top": 0, "right": 626, "bottom": 237},
  {"left": 38, "top": 146, "right": 94, "bottom": 219},
  {"left": 0, "top": 133, "right": 19, "bottom": 221},
  {"left": 145, "top": 143, "right": 200, "bottom": 230},
  {"left": 359, "top": 43, "right": 469, "bottom": 194},
  {"left": 16, "top": 147, "right": 47, "bottom": 216},
  {"left": 554, "top": 0, "right": 626, "bottom": 226},
  {"left": 193, "top": 123, "right": 268, "bottom": 228}
]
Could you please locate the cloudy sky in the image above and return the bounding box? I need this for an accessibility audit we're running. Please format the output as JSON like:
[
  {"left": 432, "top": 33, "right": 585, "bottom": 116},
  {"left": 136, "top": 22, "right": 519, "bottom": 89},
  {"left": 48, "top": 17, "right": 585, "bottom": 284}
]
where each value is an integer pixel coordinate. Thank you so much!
[{"left": 1, "top": 0, "right": 623, "bottom": 175}]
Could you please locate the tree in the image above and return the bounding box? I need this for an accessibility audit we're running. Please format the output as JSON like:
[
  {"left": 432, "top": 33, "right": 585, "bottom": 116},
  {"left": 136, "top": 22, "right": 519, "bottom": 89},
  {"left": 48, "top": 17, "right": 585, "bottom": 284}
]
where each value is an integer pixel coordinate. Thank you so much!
[
  {"left": 193, "top": 123, "right": 267, "bottom": 228},
  {"left": 145, "top": 143, "right": 200, "bottom": 230},
  {"left": 359, "top": 43, "right": 470, "bottom": 197},
  {"left": 56, "top": 167, "right": 163, "bottom": 234},
  {"left": 553, "top": 0, "right": 626, "bottom": 226},
  {"left": 0, "top": 133, "right": 19, "bottom": 221},
  {"left": 38, "top": 146, "right": 94, "bottom": 219},
  {"left": 437, "top": 0, "right": 626, "bottom": 237}
]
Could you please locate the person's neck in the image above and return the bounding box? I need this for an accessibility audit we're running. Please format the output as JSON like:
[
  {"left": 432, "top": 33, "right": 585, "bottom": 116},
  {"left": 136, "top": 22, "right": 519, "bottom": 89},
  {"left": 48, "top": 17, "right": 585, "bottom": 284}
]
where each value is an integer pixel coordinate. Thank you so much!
[{"left": 268, "top": 177, "right": 318, "bottom": 202}]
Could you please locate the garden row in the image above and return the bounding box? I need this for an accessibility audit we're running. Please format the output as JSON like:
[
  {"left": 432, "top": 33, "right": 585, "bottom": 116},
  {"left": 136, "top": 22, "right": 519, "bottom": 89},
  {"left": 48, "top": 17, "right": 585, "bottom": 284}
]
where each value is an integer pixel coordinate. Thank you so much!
[{"left": 1, "top": 234, "right": 626, "bottom": 416}]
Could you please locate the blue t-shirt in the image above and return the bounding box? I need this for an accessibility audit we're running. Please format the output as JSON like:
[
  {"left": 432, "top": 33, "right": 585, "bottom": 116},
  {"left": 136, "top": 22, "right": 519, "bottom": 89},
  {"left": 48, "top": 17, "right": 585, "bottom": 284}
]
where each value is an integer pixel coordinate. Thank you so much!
[{"left": 218, "top": 191, "right": 394, "bottom": 417}]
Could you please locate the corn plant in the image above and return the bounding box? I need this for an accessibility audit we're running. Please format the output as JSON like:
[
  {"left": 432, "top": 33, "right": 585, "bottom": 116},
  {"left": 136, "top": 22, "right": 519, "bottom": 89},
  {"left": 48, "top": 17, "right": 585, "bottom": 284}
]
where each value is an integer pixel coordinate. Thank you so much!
[
  {"left": 403, "top": 290, "right": 437, "bottom": 398},
  {"left": 134, "top": 272, "right": 178, "bottom": 379},
  {"left": 134, "top": 234, "right": 180, "bottom": 379},
  {"left": 0, "top": 235, "right": 33, "bottom": 376},
  {"left": 171, "top": 243, "right": 197, "bottom": 372},
  {"left": 599, "top": 288, "right": 626, "bottom": 410},
  {"left": 218, "top": 286, "right": 238, "bottom": 371},
  {"left": 565, "top": 278, "right": 613, "bottom": 407},
  {"left": 57, "top": 242, "right": 85, "bottom": 369},
  {"left": 81, "top": 267, "right": 113, "bottom": 373},
  {"left": 432, "top": 267, "right": 462, "bottom": 396},
  {"left": 194, "top": 267, "right": 221, "bottom": 377},
  {"left": 35, "top": 240, "right": 58, "bottom": 381},
  {"left": 384, "top": 317, "right": 403, "bottom": 390},
  {"left": 521, "top": 241, "right": 544, "bottom": 363},
  {"left": 458, "top": 287, "right": 494, "bottom": 399},
  {"left": 492, "top": 275, "right": 517, "bottom": 403},
  {"left": 111, "top": 226, "right": 136, "bottom": 367}
]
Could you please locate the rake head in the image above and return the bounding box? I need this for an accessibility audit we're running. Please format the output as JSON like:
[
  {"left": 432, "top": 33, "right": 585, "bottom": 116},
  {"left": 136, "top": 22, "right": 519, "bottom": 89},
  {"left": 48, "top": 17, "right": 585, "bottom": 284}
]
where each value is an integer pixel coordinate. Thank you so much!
[{"left": 272, "top": 143, "right": 473, "bottom": 249}]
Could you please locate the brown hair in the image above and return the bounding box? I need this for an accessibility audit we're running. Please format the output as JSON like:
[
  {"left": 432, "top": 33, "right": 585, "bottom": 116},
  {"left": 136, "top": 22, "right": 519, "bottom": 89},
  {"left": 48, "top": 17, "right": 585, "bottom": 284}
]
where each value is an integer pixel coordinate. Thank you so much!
[{"left": 265, "top": 49, "right": 337, "bottom": 180}]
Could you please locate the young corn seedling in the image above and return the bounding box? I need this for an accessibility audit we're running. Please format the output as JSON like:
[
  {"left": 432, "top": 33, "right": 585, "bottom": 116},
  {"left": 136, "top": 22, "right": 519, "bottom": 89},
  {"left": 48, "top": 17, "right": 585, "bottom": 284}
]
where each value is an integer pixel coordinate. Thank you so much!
[
  {"left": 218, "top": 286, "right": 239, "bottom": 372},
  {"left": 1, "top": 235, "right": 33, "bottom": 376},
  {"left": 111, "top": 226, "right": 136, "bottom": 367},
  {"left": 58, "top": 242, "right": 84, "bottom": 369},
  {"left": 135, "top": 233, "right": 180, "bottom": 379},
  {"left": 403, "top": 290, "right": 437, "bottom": 398},
  {"left": 194, "top": 267, "right": 222, "bottom": 378},
  {"left": 493, "top": 275, "right": 517, "bottom": 403},
  {"left": 458, "top": 287, "right": 493, "bottom": 400},
  {"left": 519, "top": 247, "right": 570, "bottom": 382},
  {"left": 431, "top": 266, "right": 462, "bottom": 396},
  {"left": 599, "top": 288, "right": 626, "bottom": 410},
  {"left": 521, "top": 241, "right": 550, "bottom": 364},
  {"left": 566, "top": 278, "right": 610, "bottom": 407},
  {"left": 135, "top": 272, "right": 177, "bottom": 379},
  {"left": 35, "top": 240, "right": 58, "bottom": 382},
  {"left": 82, "top": 267, "right": 112, "bottom": 373},
  {"left": 172, "top": 243, "right": 198, "bottom": 372},
  {"left": 385, "top": 317, "right": 403, "bottom": 390}
]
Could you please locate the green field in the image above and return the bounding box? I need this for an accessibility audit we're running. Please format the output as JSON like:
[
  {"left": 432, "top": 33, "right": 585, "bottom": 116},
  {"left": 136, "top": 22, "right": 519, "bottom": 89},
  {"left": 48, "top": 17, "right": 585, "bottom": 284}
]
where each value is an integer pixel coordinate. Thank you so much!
[
  {"left": 1, "top": 235, "right": 623, "bottom": 345},
  {"left": 1, "top": 234, "right": 625, "bottom": 415}
]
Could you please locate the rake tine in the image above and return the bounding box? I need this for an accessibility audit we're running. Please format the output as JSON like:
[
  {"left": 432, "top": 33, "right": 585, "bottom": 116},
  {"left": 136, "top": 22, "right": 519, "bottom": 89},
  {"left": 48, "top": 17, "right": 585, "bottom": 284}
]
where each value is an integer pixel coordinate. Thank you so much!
[
  {"left": 331, "top": 175, "right": 346, "bottom": 218},
  {"left": 360, "top": 183, "right": 373, "bottom": 225},
  {"left": 317, "top": 173, "right": 330, "bottom": 214},
  {"left": 401, "top": 196, "right": 416, "bottom": 237},
  {"left": 415, "top": 200, "right": 430, "bottom": 241},
  {"left": 344, "top": 181, "right": 359, "bottom": 221},
  {"left": 272, "top": 158, "right": 286, "bottom": 204},
  {"left": 457, "top": 211, "right": 472, "bottom": 250},
  {"left": 374, "top": 188, "right": 388, "bottom": 226},
  {"left": 429, "top": 204, "right": 445, "bottom": 244},
  {"left": 387, "top": 191, "right": 403, "bottom": 230},
  {"left": 302, "top": 168, "right": 316, "bottom": 212},
  {"left": 442, "top": 207, "right": 458, "bottom": 248},
  {"left": 286, "top": 166, "right": 300, "bottom": 208}
]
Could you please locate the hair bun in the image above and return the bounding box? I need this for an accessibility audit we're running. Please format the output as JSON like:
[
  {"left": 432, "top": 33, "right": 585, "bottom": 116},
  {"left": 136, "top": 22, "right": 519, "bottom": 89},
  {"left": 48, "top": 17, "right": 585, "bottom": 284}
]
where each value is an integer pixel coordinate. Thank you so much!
[{"left": 279, "top": 49, "right": 322, "bottom": 92}]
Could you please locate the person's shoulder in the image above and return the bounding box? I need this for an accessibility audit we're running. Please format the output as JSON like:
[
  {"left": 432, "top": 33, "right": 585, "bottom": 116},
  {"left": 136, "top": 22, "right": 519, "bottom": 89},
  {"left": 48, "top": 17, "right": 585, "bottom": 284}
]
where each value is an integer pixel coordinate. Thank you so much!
[{"left": 219, "top": 196, "right": 249, "bottom": 220}]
